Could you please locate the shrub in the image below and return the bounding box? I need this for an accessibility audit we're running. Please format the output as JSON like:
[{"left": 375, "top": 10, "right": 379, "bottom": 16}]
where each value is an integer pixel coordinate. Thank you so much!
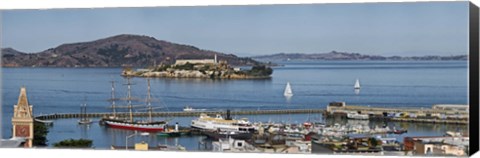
[{"left": 53, "top": 139, "right": 93, "bottom": 148}]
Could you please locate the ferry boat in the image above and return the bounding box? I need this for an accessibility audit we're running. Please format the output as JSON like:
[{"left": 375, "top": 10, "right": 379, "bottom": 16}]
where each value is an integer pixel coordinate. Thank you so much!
[
  {"left": 346, "top": 112, "right": 369, "bottom": 120},
  {"left": 100, "top": 78, "right": 167, "bottom": 132},
  {"left": 191, "top": 111, "right": 255, "bottom": 133}
]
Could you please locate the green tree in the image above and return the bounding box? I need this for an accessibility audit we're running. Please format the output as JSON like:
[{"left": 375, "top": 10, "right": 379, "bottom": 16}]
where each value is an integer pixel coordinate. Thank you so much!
[
  {"left": 33, "top": 121, "right": 49, "bottom": 146},
  {"left": 247, "top": 65, "right": 273, "bottom": 76},
  {"left": 368, "top": 138, "right": 379, "bottom": 147},
  {"left": 174, "top": 62, "right": 194, "bottom": 70},
  {"left": 53, "top": 139, "right": 93, "bottom": 148}
]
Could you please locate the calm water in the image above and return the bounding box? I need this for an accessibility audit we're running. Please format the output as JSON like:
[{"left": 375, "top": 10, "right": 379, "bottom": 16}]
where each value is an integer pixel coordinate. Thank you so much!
[{"left": 1, "top": 61, "right": 468, "bottom": 150}]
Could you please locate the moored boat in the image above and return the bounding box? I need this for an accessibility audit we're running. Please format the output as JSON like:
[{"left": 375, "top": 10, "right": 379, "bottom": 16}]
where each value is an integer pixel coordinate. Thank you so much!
[
  {"left": 347, "top": 112, "right": 369, "bottom": 120},
  {"left": 191, "top": 110, "right": 255, "bottom": 133},
  {"left": 78, "top": 99, "right": 93, "bottom": 125}
]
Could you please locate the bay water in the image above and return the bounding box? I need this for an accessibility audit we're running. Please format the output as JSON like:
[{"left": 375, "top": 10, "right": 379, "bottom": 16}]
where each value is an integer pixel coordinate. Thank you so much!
[{"left": 1, "top": 61, "right": 468, "bottom": 150}]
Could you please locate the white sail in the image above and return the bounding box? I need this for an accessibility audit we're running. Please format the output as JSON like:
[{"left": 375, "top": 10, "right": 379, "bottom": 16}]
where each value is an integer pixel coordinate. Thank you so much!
[
  {"left": 284, "top": 82, "right": 293, "bottom": 97},
  {"left": 354, "top": 79, "right": 361, "bottom": 89}
]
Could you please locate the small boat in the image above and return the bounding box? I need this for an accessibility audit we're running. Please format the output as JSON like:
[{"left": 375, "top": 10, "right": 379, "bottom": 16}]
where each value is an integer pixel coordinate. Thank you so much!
[
  {"left": 284, "top": 82, "right": 293, "bottom": 97},
  {"left": 201, "top": 129, "right": 253, "bottom": 140},
  {"left": 391, "top": 127, "right": 408, "bottom": 134},
  {"left": 78, "top": 100, "right": 92, "bottom": 125},
  {"left": 347, "top": 112, "right": 369, "bottom": 120},
  {"left": 158, "top": 123, "right": 182, "bottom": 137},
  {"left": 354, "top": 79, "right": 361, "bottom": 89},
  {"left": 393, "top": 129, "right": 408, "bottom": 134},
  {"left": 183, "top": 106, "right": 207, "bottom": 112}
]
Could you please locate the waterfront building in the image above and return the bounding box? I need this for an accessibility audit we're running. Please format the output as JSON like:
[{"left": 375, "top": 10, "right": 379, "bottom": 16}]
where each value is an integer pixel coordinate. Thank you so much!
[
  {"left": 212, "top": 137, "right": 259, "bottom": 152},
  {"left": 432, "top": 104, "right": 469, "bottom": 112},
  {"left": 175, "top": 54, "right": 218, "bottom": 65},
  {"left": 285, "top": 139, "right": 311, "bottom": 153},
  {"left": 110, "top": 143, "right": 186, "bottom": 151},
  {"left": 11, "top": 87, "right": 34, "bottom": 148},
  {"left": 0, "top": 138, "right": 26, "bottom": 148},
  {"left": 404, "top": 136, "right": 469, "bottom": 156}
]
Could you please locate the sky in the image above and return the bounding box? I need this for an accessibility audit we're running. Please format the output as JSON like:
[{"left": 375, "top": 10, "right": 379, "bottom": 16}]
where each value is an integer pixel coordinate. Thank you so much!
[{"left": 0, "top": 1, "right": 470, "bottom": 57}]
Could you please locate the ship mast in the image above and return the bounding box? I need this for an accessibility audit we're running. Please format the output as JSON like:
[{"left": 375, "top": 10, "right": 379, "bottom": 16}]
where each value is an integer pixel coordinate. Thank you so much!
[
  {"left": 127, "top": 78, "right": 133, "bottom": 122},
  {"left": 146, "top": 78, "right": 154, "bottom": 122},
  {"left": 110, "top": 81, "right": 117, "bottom": 117},
  {"left": 81, "top": 97, "right": 87, "bottom": 122}
]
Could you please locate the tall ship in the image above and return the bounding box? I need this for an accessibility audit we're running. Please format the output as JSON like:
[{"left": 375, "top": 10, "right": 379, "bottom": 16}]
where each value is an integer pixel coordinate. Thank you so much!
[{"left": 100, "top": 78, "right": 167, "bottom": 132}]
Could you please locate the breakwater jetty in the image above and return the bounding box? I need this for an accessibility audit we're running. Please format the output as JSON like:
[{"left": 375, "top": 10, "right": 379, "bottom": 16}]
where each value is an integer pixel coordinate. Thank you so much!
[
  {"left": 325, "top": 102, "right": 469, "bottom": 124},
  {"left": 35, "top": 109, "right": 325, "bottom": 120},
  {"left": 34, "top": 102, "right": 469, "bottom": 125}
]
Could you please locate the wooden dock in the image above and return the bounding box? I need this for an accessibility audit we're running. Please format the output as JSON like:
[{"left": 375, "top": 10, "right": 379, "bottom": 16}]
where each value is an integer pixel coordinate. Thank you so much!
[{"left": 34, "top": 109, "right": 325, "bottom": 120}]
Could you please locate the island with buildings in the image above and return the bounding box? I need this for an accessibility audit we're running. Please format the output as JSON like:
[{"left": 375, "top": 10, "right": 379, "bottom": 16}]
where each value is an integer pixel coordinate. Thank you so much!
[{"left": 122, "top": 54, "right": 273, "bottom": 79}]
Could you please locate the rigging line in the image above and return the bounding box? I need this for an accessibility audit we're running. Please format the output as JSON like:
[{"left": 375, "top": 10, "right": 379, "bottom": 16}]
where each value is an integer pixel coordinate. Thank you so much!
[{"left": 148, "top": 81, "right": 173, "bottom": 120}]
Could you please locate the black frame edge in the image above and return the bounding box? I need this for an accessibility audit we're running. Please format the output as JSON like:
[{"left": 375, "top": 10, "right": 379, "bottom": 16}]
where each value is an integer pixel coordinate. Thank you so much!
[{"left": 469, "top": 1, "right": 479, "bottom": 156}]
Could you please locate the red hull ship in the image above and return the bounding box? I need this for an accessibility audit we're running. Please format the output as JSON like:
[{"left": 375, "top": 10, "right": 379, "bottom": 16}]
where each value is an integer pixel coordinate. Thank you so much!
[
  {"left": 101, "top": 78, "right": 168, "bottom": 132},
  {"left": 102, "top": 117, "right": 166, "bottom": 132}
]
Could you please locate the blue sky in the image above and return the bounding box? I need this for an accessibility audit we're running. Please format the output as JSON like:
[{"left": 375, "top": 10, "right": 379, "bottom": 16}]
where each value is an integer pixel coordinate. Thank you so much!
[{"left": 1, "top": 2, "right": 469, "bottom": 56}]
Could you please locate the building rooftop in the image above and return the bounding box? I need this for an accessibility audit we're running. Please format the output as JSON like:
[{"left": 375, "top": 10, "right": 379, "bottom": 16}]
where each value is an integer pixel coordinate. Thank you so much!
[
  {"left": 0, "top": 138, "right": 26, "bottom": 148},
  {"left": 416, "top": 137, "right": 469, "bottom": 147}
]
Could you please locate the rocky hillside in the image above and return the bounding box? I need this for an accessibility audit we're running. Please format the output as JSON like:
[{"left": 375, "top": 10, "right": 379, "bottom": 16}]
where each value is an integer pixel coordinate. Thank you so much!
[
  {"left": 1, "top": 34, "right": 260, "bottom": 67},
  {"left": 252, "top": 51, "right": 468, "bottom": 61}
]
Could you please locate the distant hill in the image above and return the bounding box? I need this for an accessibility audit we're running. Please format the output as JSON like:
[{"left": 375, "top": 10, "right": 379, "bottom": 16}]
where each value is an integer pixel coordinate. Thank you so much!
[
  {"left": 1, "top": 34, "right": 260, "bottom": 67},
  {"left": 252, "top": 51, "right": 468, "bottom": 62}
]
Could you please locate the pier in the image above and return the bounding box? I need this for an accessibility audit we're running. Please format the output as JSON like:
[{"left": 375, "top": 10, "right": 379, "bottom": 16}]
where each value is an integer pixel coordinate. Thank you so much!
[
  {"left": 325, "top": 102, "right": 469, "bottom": 125},
  {"left": 34, "top": 102, "right": 470, "bottom": 125},
  {"left": 34, "top": 108, "right": 325, "bottom": 120}
]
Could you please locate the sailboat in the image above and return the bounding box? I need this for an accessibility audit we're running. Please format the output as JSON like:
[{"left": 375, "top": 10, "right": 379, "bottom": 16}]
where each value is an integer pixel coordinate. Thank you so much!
[
  {"left": 78, "top": 99, "right": 92, "bottom": 125},
  {"left": 284, "top": 82, "right": 293, "bottom": 97},
  {"left": 100, "top": 78, "right": 167, "bottom": 132},
  {"left": 354, "top": 79, "right": 361, "bottom": 89}
]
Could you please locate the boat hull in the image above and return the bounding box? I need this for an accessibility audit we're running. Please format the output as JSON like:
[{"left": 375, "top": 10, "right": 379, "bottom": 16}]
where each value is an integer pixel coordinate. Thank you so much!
[
  {"left": 78, "top": 120, "right": 92, "bottom": 125},
  {"left": 201, "top": 130, "right": 253, "bottom": 140},
  {"left": 102, "top": 118, "right": 166, "bottom": 132},
  {"left": 158, "top": 132, "right": 182, "bottom": 137}
]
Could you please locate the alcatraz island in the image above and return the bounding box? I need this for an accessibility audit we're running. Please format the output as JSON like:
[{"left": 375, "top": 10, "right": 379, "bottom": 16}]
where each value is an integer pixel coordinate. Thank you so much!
[{"left": 122, "top": 54, "right": 273, "bottom": 79}]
